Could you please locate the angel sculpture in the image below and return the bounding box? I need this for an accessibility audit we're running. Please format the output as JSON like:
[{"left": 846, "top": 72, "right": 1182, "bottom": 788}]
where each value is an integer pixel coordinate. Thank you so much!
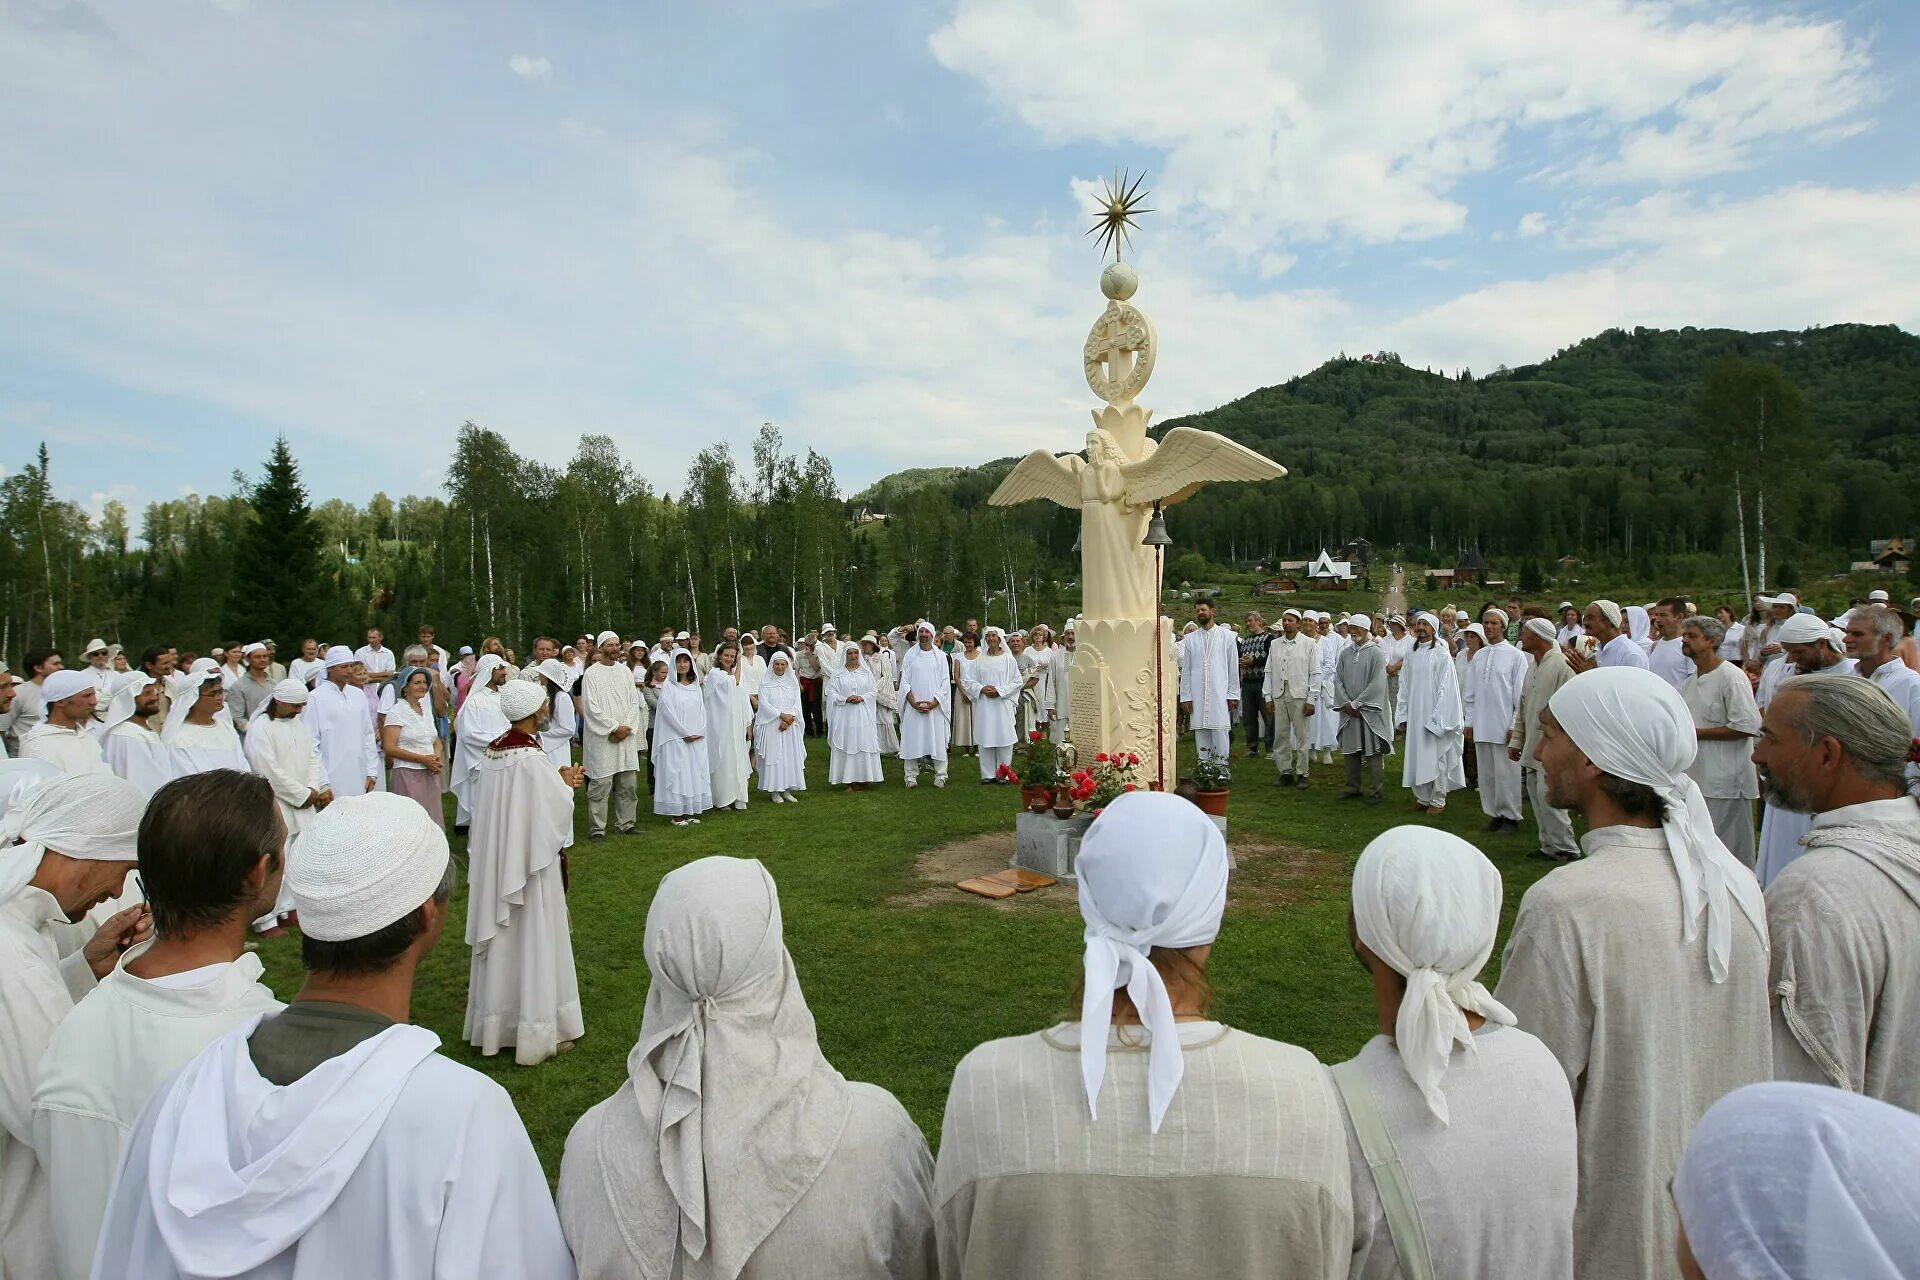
[{"left": 989, "top": 419, "right": 1286, "bottom": 620}]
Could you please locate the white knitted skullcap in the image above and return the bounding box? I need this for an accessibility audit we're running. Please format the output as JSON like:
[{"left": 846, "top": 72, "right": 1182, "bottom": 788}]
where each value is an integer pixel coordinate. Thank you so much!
[
  {"left": 595, "top": 629, "right": 620, "bottom": 647},
  {"left": 1523, "top": 617, "right": 1557, "bottom": 643},
  {"left": 272, "top": 678, "right": 309, "bottom": 705},
  {"left": 322, "top": 644, "right": 357, "bottom": 668},
  {"left": 287, "top": 793, "right": 449, "bottom": 941},
  {"left": 499, "top": 679, "right": 546, "bottom": 722}
]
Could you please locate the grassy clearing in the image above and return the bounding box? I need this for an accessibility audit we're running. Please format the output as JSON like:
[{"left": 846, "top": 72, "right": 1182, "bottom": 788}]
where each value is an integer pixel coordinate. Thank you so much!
[{"left": 254, "top": 742, "right": 1562, "bottom": 1176}]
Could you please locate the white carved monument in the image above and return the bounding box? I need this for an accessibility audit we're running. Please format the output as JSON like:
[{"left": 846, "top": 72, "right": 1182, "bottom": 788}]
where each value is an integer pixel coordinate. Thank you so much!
[{"left": 990, "top": 173, "right": 1286, "bottom": 790}]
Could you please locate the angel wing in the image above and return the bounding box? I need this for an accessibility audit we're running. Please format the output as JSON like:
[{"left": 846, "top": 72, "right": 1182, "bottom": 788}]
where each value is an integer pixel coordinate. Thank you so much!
[
  {"left": 1120, "top": 426, "right": 1286, "bottom": 509},
  {"left": 987, "top": 448, "right": 1084, "bottom": 509}
]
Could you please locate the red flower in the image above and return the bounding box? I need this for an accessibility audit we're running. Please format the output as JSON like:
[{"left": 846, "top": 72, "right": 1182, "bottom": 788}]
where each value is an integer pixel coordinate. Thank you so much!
[
  {"left": 1029, "top": 730, "right": 1043, "bottom": 742},
  {"left": 1123, "top": 783, "right": 1137, "bottom": 792},
  {"left": 1127, "top": 752, "right": 1141, "bottom": 765},
  {"left": 1095, "top": 752, "right": 1110, "bottom": 763}
]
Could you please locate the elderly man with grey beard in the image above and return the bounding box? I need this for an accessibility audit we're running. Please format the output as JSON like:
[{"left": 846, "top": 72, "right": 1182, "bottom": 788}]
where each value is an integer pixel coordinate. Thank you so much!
[
  {"left": 1845, "top": 605, "right": 1920, "bottom": 787},
  {"left": 1753, "top": 674, "right": 1920, "bottom": 1112}
]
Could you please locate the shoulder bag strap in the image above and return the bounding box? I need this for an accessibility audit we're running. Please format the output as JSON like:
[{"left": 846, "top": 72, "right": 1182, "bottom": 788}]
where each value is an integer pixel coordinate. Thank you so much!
[{"left": 1331, "top": 1058, "right": 1437, "bottom": 1280}]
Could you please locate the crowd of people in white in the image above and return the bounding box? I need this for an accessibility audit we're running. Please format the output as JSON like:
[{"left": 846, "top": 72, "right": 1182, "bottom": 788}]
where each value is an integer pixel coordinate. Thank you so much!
[{"left": 0, "top": 582, "right": 1915, "bottom": 1279}]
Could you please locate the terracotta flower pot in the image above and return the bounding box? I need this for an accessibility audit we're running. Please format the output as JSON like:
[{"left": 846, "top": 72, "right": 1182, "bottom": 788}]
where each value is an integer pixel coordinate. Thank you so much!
[
  {"left": 1022, "top": 785, "right": 1053, "bottom": 813},
  {"left": 1193, "top": 789, "right": 1229, "bottom": 817},
  {"left": 1051, "top": 798, "right": 1076, "bottom": 818}
]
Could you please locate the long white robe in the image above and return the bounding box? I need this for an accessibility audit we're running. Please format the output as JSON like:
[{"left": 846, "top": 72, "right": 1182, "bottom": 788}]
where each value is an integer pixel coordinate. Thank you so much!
[
  {"left": 1177, "top": 625, "right": 1238, "bottom": 730},
  {"left": 1394, "top": 641, "right": 1465, "bottom": 793},
  {"left": 305, "top": 681, "right": 377, "bottom": 799},
  {"left": 753, "top": 674, "right": 807, "bottom": 794},
  {"left": 1312, "top": 633, "right": 1345, "bottom": 751},
  {"left": 101, "top": 722, "right": 171, "bottom": 797},
  {"left": 19, "top": 724, "right": 109, "bottom": 776},
  {"left": 580, "top": 661, "right": 643, "bottom": 780},
  {"left": 449, "top": 686, "right": 509, "bottom": 825},
  {"left": 243, "top": 716, "right": 327, "bottom": 922},
  {"left": 1046, "top": 644, "right": 1073, "bottom": 743},
  {"left": 31, "top": 946, "right": 280, "bottom": 1280},
  {"left": 91, "top": 1022, "right": 574, "bottom": 1279},
  {"left": 539, "top": 688, "right": 577, "bottom": 770},
  {"left": 896, "top": 645, "right": 952, "bottom": 761},
  {"left": 652, "top": 680, "right": 713, "bottom": 817},
  {"left": 1494, "top": 825, "right": 1771, "bottom": 1280},
  {"left": 0, "top": 887, "right": 95, "bottom": 1280},
  {"left": 826, "top": 666, "right": 883, "bottom": 784},
  {"left": 465, "top": 742, "right": 584, "bottom": 1066},
  {"left": 1465, "top": 641, "right": 1527, "bottom": 742},
  {"left": 871, "top": 649, "right": 901, "bottom": 755},
  {"left": 962, "top": 650, "right": 1020, "bottom": 750},
  {"left": 704, "top": 668, "right": 753, "bottom": 807},
  {"left": 166, "top": 720, "right": 250, "bottom": 778}
]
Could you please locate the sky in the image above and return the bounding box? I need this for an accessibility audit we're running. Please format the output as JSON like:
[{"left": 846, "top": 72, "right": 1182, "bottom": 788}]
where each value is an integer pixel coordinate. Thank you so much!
[{"left": 3, "top": 0, "right": 1918, "bottom": 522}]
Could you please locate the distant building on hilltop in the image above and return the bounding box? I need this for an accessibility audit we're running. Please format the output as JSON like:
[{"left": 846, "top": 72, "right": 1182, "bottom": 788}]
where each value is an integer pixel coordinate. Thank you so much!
[
  {"left": 1852, "top": 536, "right": 1913, "bottom": 575},
  {"left": 1306, "top": 549, "right": 1356, "bottom": 590},
  {"left": 1454, "top": 548, "right": 1488, "bottom": 586}
]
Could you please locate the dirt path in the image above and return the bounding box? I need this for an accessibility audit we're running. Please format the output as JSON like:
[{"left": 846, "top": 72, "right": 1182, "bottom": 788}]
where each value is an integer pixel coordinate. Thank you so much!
[{"left": 1380, "top": 563, "right": 1408, "bottom": 616}]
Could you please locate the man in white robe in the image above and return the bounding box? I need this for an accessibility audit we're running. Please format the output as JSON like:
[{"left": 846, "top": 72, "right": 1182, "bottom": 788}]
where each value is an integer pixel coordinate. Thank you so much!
[
  {"left": 1845, "top": 604, "right": 1920, "bottom": 786},
  {"left": 1340, "top": 827, "right": 1577, "bottom": 1280},
  {"left": 1510, "top": 618, "right": 1578, "bottom": 859},
  {"left": 465, "top": 681, "right": 585, "bottom": 1067},
  {"left": 1755, "top": 674, "right": 1920, "bottom": 1111},
  {"left": 1678, "top": 616, "right": 1762, "bottom": 868},
  {"left": 449, "top": 654, "right": 510, "bottom": 830},
  {"left": 31, "top": 772, "right": 284, "bottom": 1280},
  {"left": 1394, "top": 613, "right": 1465, "bottom": 813},
  {"left": 1566, "top": 599, "right": 1648, "bottom": 672},
  {"left": 0, "top": 772, "right": 150, "bottom": 1280},
  {"left": 1647, "top": 598, "right": 1693, "bottom": 689},
  {"left": 962, "top": 628, "right": 1020, "bottom": 783},
  {"left": 92, "top": 792, "right": 573, "bottom": 1279},
  {"left": 19, "top": 672, "right": 108, "bottom": 776},
  {"left": 164, "top": 667, "right": 250, "bottom": 777},
  {"left": 1046, "top": 622, "right": 1074, "bottom": 745},
  {"left": 305, "top": 647, "right": 377, "bottom": 803},
  {"left": 559, "top": 857, "right": 934, "bottom": 1279},
  {"left": 1496, "top": 667, "right": 1770, "bottom": 1280},
  {"left": 1754, "top": 614, "right": 1857, "bottom": 886},
  {"left": 99, "top": 675, "right": 171, "bottom": 798},
  {"left": 351, "top": 627, "right": 396, "bottom": 720},
  {"left": 1263, "top": 609, "right": 1320, "bottom": 788},
  {"left": 242, "top": 681, "right": 330, "bottom": 930},
  {"left": 1466, "top": 609, "right": 1528, "bottom": 832},
  {"left": 580, "top": 631, "right": 643, "bottom": 840},
  {"left": 813, "top": 625, "right": 848, "bottom": 726},
  {"left": 1178, "top": 601, "right": 1239, "bottom": 762},
  {"left": 897, "top": 624, "right": 951, "bottom": 788},
  {"left": 1312, "top": 613, "right": 1345, "bottom": 761}
]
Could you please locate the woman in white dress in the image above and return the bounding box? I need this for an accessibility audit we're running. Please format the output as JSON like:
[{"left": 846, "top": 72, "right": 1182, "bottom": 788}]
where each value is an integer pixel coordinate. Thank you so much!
[
  {"left": 863, "top": 635, "right": 901, "bottom": 756},
  {"left": 164, "top": 665, "right": 250, "bottom": 775},
  {"left": 950, "top": 632, "right": 979, "bottom": 755},
  {"left": 824, "top": 645, "right": 883, "bottom": 790},
  {"left": 739, "top": 633, "right": 767, "bottom": 709},
  {"left": 703, "top": 641, "right": 753, "bottom": 812},
  {"left": 754, "top": 651, "right": 807, "bottom": 803},
  {"left": 381, "top": 667, "right": 445, "bottom": 828},
  {"left": 653, "top": 650, "right": 712, "bottom": 826}
]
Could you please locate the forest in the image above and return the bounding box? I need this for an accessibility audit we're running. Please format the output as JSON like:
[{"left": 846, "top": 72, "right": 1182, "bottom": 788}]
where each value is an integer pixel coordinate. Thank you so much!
[{"left": 3, "top": 322, "right": 1915, "bottom": 662}]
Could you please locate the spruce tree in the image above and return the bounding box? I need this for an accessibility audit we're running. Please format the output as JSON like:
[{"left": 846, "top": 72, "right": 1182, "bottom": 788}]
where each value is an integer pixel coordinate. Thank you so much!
[{"left": 224, "top": 436, "right": 327, "bottom": 645}]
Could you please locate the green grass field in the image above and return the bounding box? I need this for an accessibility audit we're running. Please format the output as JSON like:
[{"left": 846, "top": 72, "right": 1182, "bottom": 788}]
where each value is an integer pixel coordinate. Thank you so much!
[{"left": 254, "top": 741, "right": 1562, "bottom": 1178}]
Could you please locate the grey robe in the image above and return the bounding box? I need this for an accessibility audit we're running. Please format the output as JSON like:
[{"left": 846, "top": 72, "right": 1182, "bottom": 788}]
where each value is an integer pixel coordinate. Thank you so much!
[
  {"left": 1494, "top": 826, "right": 1770, "bottom": 1280},
  {"left": 1334, "top": 642, "right": 1393, "bottom": 757},
  {"left": 1767, "top": 797, "right": 1920, "bottom": 1112}
]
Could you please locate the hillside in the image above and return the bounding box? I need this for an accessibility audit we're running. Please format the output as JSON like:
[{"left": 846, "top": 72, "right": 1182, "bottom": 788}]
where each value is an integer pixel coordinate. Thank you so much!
[{"left": 867, "top": 323, "right": 1920, "bottom": 571}]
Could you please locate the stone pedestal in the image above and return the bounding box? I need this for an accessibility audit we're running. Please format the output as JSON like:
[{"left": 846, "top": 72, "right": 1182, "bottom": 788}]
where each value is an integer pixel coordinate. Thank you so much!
[{"left": 1013, "top": 810, "right": 1230, "bottom": 881}]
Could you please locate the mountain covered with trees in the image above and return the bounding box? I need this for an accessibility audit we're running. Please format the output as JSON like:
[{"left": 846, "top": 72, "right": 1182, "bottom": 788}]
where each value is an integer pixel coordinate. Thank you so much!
[{"left": 2, "top": 323, "right": 1914, "bottom": 660}]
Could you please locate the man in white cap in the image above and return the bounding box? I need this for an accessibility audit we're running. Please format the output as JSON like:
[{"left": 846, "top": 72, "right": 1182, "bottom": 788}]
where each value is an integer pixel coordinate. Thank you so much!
[
  {"left": 222, "top": 643, "right": 277, "bottom": 736},
  {"left": 1752, "top": 590, "right": 1800, "bottom": 668},
  {"left": 1567, "top": 600, "right": 1647, "bottom": 672},
  {"left": 1178, "top": 600, "right": 1239, "bottom": 763},
  {"left": 305, "top": 646, "right": 377, "bottom": 803},
  {"left": 1466, "top": 608, "right": 1528, "bottom": 832},
  {"left": 580, "top": 630, "right": 643, "bottom": 840},
  {"left": 99, "top": 674, "right": 170, "bottom": 797},
  {"left": 1333, "top": 614, "right": 1392, "bottom": 804},
  {"left": 1676, "top": 614, "right": 1763, "bottom": 868},
  {"left": 92, "top": 792, "right": 573, "bottom": 1278},
  {"left": 242, "top": 679, "right": 330, "bottom": 932},
  {"left": 934, "top": 792, "right": 1351, "bottom": 1278},
  {"left": 1754, "top": 674, "right": 1920, "bottom": 1112},
  {"left": 1754, "top": 612, "right": 1856, "bottom": 886},
  {"left": 1844, "top": 605, "right": 1920, "bottom": 785},
  {"left": 1262, "top": 607, "right": 1320, "bottom": 789},
  {"left": 1496, "top": 667, "right": 1769, "bottom": 1280},
  {"left": 1394, "top": 612, "right": 1465, "bottom": 814},
  {"left": 32, "top": 771, "right": 284, "bottom": 1280},
  {"left": 1511, "top": 615, "right": 1578, "bottom": 859},
  {"left": 1339, "top": 827, "right": 1576, "bottom": 1279},
  {"left": 558, "top": 857, "right": 935, "bottom": 1279},
  {"left": 465, "top": 678, "right": 584, "bottom": 1067},
  {"left": 19, "top": 671, "right": 108, "bottom": 775},
  {"left": 0, "top": 771, "right": 151, "bottom": 1278},
  {"left": 897, "top": 623, "right": 951, "bottom": 788},
  {"left": 78, "top": 639, "right": 114, "bottom": 712}
]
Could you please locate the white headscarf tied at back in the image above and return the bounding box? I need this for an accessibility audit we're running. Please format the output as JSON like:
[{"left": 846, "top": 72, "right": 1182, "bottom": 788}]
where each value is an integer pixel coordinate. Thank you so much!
[
  {"left": 610, "top": 857, "right": 851, "bottom": 1280},
  {"left": 1676, "top": 1082, "right": 1920, "bottom": 1280},
  {"left": 162, "top": 661, "right": 226, "bottom": 743},
  {"left": 0, "top": 770, "right": 145, "bottom": 908},
  {"left": 101, "top": 672, "right": 157, "bottom": 734},
  {"left": 1352, "top": 828, "right": 1515, "bottom": 1124},
  {"left": 1547, "top": 667, "right": 1767, "bottom": 981},
  {"left": 468, "top": 653, "right": 508, "bottom": 697},
  {"left": 1076, "top": 791, "right": 1231, "bottom": 1132}
]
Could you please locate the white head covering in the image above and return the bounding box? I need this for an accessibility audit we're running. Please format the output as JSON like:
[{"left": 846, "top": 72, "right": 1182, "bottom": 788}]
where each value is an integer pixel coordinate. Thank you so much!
[
  {"left": 1675, "top": 1082, "right": 1920, "bottom": 1280},
  {"left": 1591, "top": 599, "right": 1623, "bottom": 628},
  {"left": 286, "top": 792, "right": 450, "bottom": 940},
  {"left": 321, "top": 644, "right": 357, "bottom": 668},
  {"left": 1347, "top": 613, "right": 1373, "bottom": 631},
  {"left": 596, "top": 629, "right": 621, "bottom": 648},
  {"left": 270, "top": 678, "right": 308, "bottom": 707},
  {"left": 536, "top": 657, "right": 571, "bottom": 689},
  {"left": 241, "top": 642, "right": 266, "bottom": 657},
  {"left": 1482, "top": 607, "right": 1508, "bottom": 628},
  {"left": 1547, "top": 667, "right": 1767, "bottom": 980},
  {"left": 1352, "top": 828, "right": 1516, "bottom": 1124},
  {"left": 1772, "top": 612, "right": 1836, "bottom": 647},
  {"left": 1462, "top": 623, "right": 1487, "bottom": 646},
  {"left": 498, "top": 679, "right": 545, "bottom": 722},
  {"left": 1522, "top": 616, "right": 1558, "bottom": 643},
  {"left": 162, "top": 665, "right": 226, "bottom": 742},
  {"left": 469, "top": 653, "right": 508, "bottom": 695},
  {"left": 1076, "top": 791, "right": 1230, "bottom": 1132},
  {"left": 1625, "top": 605, "right": 1651, "bottom": 645},
  {"left": 608, "top": 857, "right": 851, "bottom": 1280},
  {"left": 83, "top": 637, "right": 109, "bottom": 656},
  {"left": 102, "top": 671, "right": 157, "bottom": 733},
  {"left": 41, "top": 669, "right": 95, "bottom": 705},
  {"left": 0, "top": 770, "right": 145, "bottom": 908}
]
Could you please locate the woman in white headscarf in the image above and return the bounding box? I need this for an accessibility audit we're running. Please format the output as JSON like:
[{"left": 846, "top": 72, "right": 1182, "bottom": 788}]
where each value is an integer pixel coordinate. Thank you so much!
[
  {"left": 934, "top": 792, "right": 1353, "bottom": 1280},
  {"left": 164, "top": 665, "right": 249, "bottom": 776},
  {"left": 863, "top": 636, "right": 901, "bottom": 756},
  {"left": 1339, "top": 827, "right": 1577, "bottom": 1279},
  {"left": 825, "top": 645, "right": 883, "bottom": 791},
  {"left": 555, "top": 856, "right": 935, "bottom": 1280},
  {"left": 1625, "top": 604, "right": 1654, "bottom": 657},
  {"left": 1675, "top": 1082, "right": 1920, "bottom": 1280},
  {"left": 1395, "top": 613, "right": 1467, "bottom": 814},
  {"left": 654, "top": 650, "right": 712, "bottom": 826},
  {"left": 450, "top": 653, "right": 511, "bottom": 830},
  {"left": 753, "top": 652, "right": 807, "bottom": 803},
  {"left": 703, "top": 642, "right": 753, "bottom": 812}
]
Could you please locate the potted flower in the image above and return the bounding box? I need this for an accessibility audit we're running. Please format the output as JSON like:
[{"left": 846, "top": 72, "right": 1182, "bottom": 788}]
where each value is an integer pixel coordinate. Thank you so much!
[
  {"left": 1010, "top": 732, "right": 1068, "bottom": 812},
  {"left": 1189, "top": 756, "right": 1232, "bottom": 816},
  {"left": 1068, "top": 751, "right": 1143, "bottom": 816}
]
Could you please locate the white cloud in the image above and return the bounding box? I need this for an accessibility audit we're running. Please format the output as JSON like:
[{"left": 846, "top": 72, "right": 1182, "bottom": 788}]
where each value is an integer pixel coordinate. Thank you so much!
[
  {"left": 508, "top": 53, "right": 552, "bottom": 81},
  {"left": 1517, "top": 212, "right": 1549, "bottom": 238},
  {"left": 931, "top": 0, "right": 1873, "bottom": 253}
]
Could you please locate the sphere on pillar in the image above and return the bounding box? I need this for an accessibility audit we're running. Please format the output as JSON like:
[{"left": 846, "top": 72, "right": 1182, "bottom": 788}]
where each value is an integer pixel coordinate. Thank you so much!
[{"left": 1100, "top": 260, "right": 1139, "bottom": 302}]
